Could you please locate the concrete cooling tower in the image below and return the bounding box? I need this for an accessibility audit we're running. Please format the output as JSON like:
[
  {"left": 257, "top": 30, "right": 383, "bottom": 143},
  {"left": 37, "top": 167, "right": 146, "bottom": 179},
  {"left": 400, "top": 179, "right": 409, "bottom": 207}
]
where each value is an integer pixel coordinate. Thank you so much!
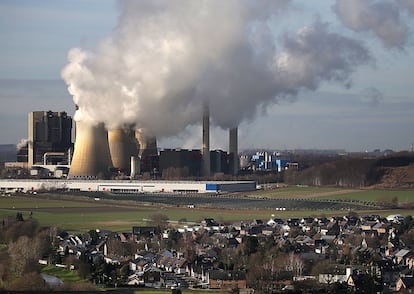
[
  {"left": 135, "top": 130, "right": 157, "bottom": 158},
  {"left": 108, "top": 128, "right": 139, "bottom": 174},
  {"left": 69, "top": 122, "right": 113, "bottom": 179}
]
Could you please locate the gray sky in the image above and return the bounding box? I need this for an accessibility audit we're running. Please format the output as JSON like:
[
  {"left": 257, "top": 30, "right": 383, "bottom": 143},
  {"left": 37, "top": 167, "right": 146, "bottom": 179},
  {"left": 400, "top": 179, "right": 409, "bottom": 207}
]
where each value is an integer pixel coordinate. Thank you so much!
[{"left": 0, "top": 0, "right": 413, "bottom": 152}]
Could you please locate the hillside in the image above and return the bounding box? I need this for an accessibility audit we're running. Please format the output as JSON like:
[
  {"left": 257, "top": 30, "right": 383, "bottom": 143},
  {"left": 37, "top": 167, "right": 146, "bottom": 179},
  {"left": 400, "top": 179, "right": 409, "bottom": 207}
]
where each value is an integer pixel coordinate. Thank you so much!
[
  {"left": 375, "top": 165, "right": 414, "bottom": 189},
  {"left": 284, "top": 152, "right": 414, "bottom": 189}
]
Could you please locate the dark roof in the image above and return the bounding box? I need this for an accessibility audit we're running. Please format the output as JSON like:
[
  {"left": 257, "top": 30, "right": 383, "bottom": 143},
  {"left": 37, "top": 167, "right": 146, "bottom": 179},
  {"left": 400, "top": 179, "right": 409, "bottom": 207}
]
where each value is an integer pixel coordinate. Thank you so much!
[
  {"left": 209, "top": 270, "right": 246, "bottom": 281},
  {"left": 132, "top": 226, "right": 158, "bottom": 235},
  {"left": 401, "top": 277, "right": 414, "bottom": 288}
]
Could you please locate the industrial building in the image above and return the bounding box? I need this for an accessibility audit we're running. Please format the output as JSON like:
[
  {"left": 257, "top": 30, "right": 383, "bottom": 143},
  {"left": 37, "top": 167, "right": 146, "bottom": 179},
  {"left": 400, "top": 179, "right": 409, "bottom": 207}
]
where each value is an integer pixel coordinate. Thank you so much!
[
  {"left": 135, "top": 131, "right": 158, "bottom": 174},
  {"left": 13, "top": 105, "right": 242, "bottom": 180},
  {"left": 28, "top": 111, "right": 72, "bottom": 166},
  {"left": 210, "top": 150, "right": 229, "bottom": 175},
  {"left": 159, "top": 149, "right": 202, "bottom": 178},
  {"left": 0, "top": 179, "right": 256, "bottom": 194},
  {"left": 67, "top": 105, "right": 240, "bottom": 179},
  {"left": 242, "top": 152, "right": 295, "bottom": 172}
]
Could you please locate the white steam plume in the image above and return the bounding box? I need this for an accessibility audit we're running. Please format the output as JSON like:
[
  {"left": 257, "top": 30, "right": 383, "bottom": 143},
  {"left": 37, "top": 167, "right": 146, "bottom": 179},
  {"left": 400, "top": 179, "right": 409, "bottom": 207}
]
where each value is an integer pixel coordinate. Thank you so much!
[
  {"left": 62, "top": 0, "right": 370, "bottom": 138},
  {"left": 399, "top": 0, "right": 414, "bottom": 14},
  {"left": 16, "top": 138, "right": 28, "bottom": 151},
  {"left": 333, "top": 0, "right": 410, "bottom": 49}
]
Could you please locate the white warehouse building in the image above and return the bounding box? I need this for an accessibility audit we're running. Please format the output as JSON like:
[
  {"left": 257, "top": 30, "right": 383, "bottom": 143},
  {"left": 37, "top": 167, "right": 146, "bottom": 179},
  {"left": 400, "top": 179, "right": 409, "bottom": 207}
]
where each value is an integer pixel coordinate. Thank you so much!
[{"left": 0, "top": 179, "right": 256, "bottom": 194}]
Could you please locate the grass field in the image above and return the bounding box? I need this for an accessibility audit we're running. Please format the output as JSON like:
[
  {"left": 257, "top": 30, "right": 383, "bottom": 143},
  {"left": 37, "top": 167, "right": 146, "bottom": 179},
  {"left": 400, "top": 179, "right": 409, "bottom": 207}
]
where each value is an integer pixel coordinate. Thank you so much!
[
  {"left": 135, "top": 289, "right": 215, "bottom": 294},
  {"left": 133, "top": 291, "right": 214, "bottom": 294},
  {"left": 252, "top": 186, "right": 414, "bottom": 202},
  {"left": 316, "top": 189, "right": 414, "bottom": 203},
  {"left": 252, "top": 186, "right": 344, "bottom": 198},
  {"left": 1, "top": 187, "right": 414, "bottom": 232},
  {"left": 41, "top": 265, "right": 85, "bottom": 283},
  {"left": 0, "top": 196, "right": 98, "bottom": 209}
]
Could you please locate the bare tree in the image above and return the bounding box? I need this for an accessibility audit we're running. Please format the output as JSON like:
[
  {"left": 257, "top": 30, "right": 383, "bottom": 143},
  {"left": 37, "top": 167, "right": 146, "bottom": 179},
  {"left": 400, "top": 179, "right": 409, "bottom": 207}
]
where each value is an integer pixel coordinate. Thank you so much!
[
  {"left": 8, "top": 235, "right": 43, "bottom": 275},
  {"left": 7, "top": 272, "right": 49, "bottom": 291},
  {"left": 148, "top": 213, "right": 169, "bottom": 231},
  {"left": 284, "top": 252, "right": 304, "bottom": 277}
]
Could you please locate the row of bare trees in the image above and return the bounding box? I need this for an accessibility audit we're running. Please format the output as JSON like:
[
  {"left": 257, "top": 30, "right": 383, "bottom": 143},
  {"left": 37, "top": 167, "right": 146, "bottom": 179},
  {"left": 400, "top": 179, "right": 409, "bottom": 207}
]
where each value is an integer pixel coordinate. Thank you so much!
[{"left": 0, "top": 214, "right": 98, "bottom": 291}]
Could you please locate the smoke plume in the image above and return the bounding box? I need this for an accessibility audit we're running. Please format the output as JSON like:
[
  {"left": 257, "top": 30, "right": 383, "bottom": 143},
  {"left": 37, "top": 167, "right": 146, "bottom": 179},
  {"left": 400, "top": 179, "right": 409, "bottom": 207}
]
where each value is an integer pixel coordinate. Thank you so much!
[
  {"left": 333, "top": 0, "right": 412, "bottom": 49},
  {"left": 62, "top": 0, "right": 370, "bottom": 138},
  {"left": 16, "top": 138, "right": 28, "bottom": 151}
]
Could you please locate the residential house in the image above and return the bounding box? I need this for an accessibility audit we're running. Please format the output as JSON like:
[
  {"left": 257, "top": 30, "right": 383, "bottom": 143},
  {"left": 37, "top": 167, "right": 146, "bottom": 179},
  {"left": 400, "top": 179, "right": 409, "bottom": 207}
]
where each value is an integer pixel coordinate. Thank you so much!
[
  {"left": 396, "top": 277, "right": 414, "bottom": 292},
  {"left": 208, "top": 270, "right": 247, "bottom": 290},
  {"left": 395, "top": 249, "right": 411, "bottom": 265}
]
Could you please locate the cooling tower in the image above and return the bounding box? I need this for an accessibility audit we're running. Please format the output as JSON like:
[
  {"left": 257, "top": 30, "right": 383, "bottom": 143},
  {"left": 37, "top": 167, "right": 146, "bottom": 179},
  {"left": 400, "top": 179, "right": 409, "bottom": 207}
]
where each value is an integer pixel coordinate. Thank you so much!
[
  {"left": 108, "top": 128, "right": 139, "bottom": 173},
  {"left": 202, "top": 104, "right": 210, "bottom": 177},
  {"left": 229, "top": 127, "right": 239, "bottom": 175},
  {"left": 135, "top": 130, "right": 157, "bottom": 158},
  {"left": 69, "top": 122, "right": 113, "bottom": 179}
]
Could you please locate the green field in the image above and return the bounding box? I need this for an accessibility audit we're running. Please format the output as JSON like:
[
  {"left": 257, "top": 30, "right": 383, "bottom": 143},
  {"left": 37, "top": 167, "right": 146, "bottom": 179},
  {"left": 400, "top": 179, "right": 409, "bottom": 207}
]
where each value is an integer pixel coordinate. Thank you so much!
[
  {"left": 41, "top": 265, "right": 85, "bottom": 283},
  {"left": 0, "top": 197, "right": 98, "bottom": 209},
  {"left": 135, "top": 289, "right": 215, "bottom": 294},
  {"left": 133, "top": 291, "right": 215, "bottom": 294},
  {"left": 252, "top": 186, "right": 414, "bottom": 202},
  {"left": 253, "top": 186, "right": 342, "bottom": 198},
  {"left": 316, "top": 189, "right": 414, "bottom": 203},
  {"left": 1, "top": 187, "right": 414, "bottom": 232}
]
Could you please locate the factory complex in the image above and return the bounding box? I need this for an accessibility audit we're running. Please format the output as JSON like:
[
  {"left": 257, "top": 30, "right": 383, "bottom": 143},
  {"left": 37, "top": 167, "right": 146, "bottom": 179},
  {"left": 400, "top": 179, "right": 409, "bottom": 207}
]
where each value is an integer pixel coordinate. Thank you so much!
[
  {"left": 8, "top": 108, "right": 244, "bottom": 180},
  {"left": 0, "top": 179, "right": 256, "bottom": 194},
  {"left": 2, "top": 109, "right": 259, "bottom": 194}
]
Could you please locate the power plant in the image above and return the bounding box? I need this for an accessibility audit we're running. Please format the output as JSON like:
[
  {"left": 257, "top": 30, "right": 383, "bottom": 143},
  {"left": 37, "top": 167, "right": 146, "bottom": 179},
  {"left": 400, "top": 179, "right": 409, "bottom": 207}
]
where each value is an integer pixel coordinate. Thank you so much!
[
  {"left": 66, "top": 107, "right": 239, "bottom": 179},
  {"left": 21, "top": 106, "right": 240, "bottom": 179}
]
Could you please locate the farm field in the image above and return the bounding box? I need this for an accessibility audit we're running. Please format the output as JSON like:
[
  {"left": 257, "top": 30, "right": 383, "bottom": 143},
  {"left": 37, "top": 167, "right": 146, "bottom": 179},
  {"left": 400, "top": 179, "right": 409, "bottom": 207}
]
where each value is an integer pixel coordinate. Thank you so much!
[
  {"left": 315, "top": 189, "right": 414, "bottom": 203},
  {"left": 251, "top": 186, "right": 414, "bottom": 202},
  {"left": 135, "top": 291, "right": 215, "bottom": 294},
  {"left": 251, "top": 186, "right": 349, "bottom": 199},
  {"left": 133, "top": 291, "right": 214, "bottom": 294},
  {"left": 0, "top": 186, "right": 413, "bottom": 232}
]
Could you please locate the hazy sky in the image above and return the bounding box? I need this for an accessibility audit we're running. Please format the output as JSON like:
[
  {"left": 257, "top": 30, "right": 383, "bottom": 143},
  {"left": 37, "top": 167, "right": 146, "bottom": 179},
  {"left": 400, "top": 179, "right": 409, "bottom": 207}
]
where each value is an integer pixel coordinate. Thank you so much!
[{"left": 0, "top": 0, "right": 413, "bottom": 152}]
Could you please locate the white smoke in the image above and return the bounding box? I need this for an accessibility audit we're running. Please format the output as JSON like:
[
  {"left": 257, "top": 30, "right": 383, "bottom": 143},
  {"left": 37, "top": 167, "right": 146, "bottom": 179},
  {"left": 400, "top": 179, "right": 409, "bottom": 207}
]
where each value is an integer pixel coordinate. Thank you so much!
[
  {"left": 16, "top": 138, "right": 28, "bottom": 151},
  {"left": 399, "top": 0, "right": 414, "bottom": 14},
  {"left": 333, "top": 0, "right": 411, "bottom": 49},
  {"left": 62, "top": 0, "right": 370, "bottom": 138}
]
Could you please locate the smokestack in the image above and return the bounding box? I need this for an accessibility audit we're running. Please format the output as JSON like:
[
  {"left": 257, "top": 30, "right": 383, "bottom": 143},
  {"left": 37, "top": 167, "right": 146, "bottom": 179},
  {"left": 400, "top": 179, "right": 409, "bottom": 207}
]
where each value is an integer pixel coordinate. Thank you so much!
[
  {"left": 108, "top": 128, "right": 139, "bottom": 174},
  {"left": 69, "top": 122, "right": 113, "bottom": 179},
  {"left": 229, "top": 127, "right": 238, "bottom": 176},
  {"left": 202, "top": 103, "right": 210, "bottom": 177}
]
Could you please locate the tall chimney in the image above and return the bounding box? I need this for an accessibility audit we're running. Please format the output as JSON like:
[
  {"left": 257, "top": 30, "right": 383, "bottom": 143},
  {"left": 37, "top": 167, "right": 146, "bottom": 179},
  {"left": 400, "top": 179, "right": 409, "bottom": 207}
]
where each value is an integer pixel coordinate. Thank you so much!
[
  {"left": 229, "top": 127, "right": 238, "bottom": 176},
  {"left": 108, "top": 128, "right": 139, "bottom": 174},
  {"left": 202, "top": 103, "right": 210, "bottom": 177},
  {"left": 69, "top": 122, "right": 113, "bottom": 179}
]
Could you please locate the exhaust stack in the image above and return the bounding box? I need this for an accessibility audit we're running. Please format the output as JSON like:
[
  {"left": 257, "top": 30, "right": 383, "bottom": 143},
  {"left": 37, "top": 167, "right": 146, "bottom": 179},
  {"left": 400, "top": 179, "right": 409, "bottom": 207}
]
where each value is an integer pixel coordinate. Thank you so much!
[
  {"left": 229, "top": 127, "right": 239, "bottom": 176},
  {"left": 202, "top": 104, "right": 210, "bottom": 177}
]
